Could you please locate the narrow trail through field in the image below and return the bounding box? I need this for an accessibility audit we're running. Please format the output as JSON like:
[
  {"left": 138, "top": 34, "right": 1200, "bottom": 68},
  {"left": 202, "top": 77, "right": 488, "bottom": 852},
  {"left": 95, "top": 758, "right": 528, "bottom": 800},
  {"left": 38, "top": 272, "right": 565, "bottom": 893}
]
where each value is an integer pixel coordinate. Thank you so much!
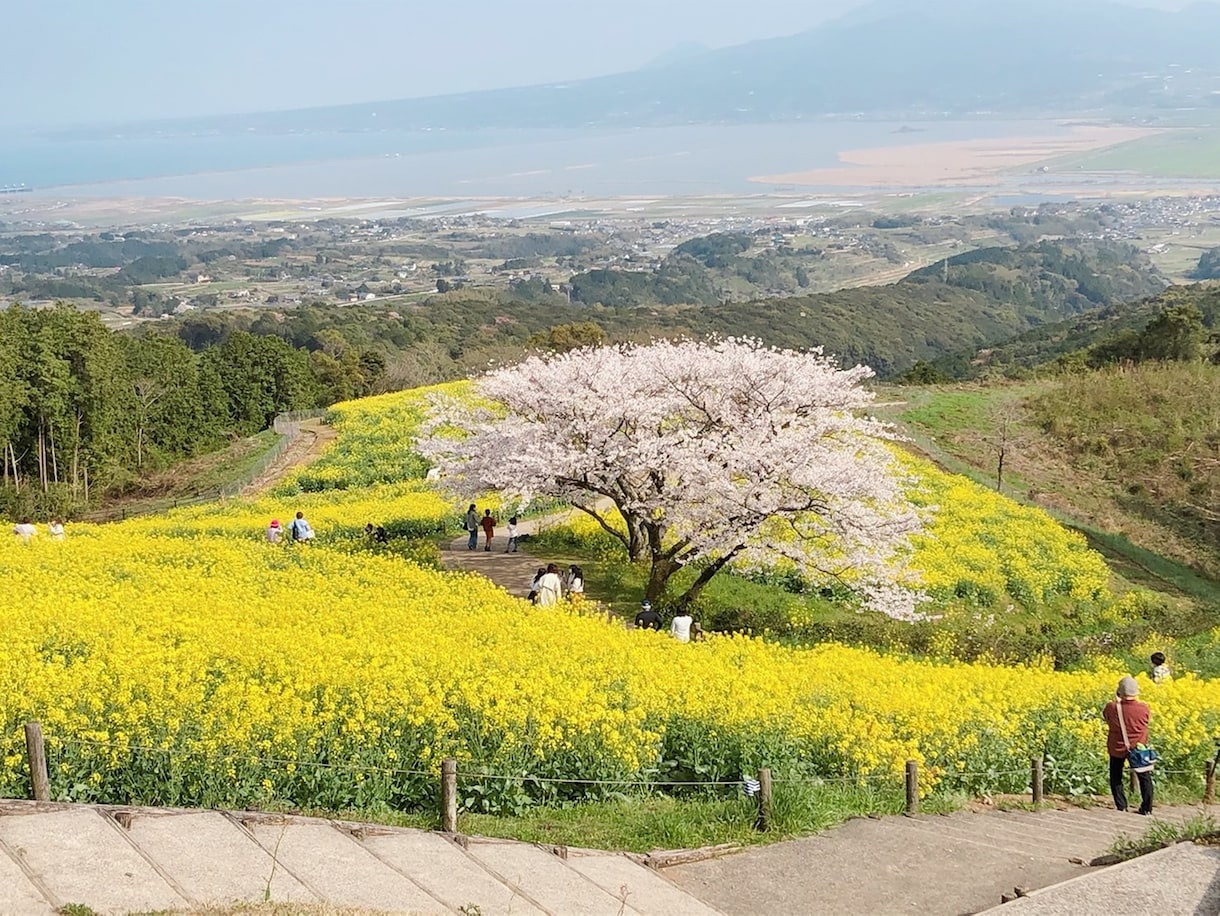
[{"left": 242, "top": 417, "right": 337, "bottom": 495}]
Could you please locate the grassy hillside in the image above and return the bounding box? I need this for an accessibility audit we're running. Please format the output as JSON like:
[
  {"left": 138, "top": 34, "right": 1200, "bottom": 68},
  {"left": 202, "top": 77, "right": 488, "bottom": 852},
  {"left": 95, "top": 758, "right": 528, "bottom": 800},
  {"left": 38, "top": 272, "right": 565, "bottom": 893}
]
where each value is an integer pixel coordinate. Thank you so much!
[
  {"left": 160, "top": 240, "right": 1166, "bottom": 383},
  {"left": 890, "top": 369, "right": 1220, "bottom": 676},
  {"left": 932, "top": 283, "right": 1220, "bottom": 378}
]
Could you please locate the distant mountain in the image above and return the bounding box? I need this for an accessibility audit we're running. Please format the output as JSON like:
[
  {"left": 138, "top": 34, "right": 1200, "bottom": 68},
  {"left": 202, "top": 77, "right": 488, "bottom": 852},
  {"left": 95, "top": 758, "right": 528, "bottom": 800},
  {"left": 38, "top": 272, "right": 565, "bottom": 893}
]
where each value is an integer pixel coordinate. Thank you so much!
[{"left": 60, "top": 0, "right": 1220, "bottom": 139}]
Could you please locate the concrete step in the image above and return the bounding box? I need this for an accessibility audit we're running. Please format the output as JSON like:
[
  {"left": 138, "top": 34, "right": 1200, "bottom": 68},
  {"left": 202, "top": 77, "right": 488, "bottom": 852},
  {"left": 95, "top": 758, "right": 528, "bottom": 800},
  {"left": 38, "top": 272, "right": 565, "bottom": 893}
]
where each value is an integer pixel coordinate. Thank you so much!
[
  {"left": 995, "top": 810, "right": 1121, "bottom": 853},
  {"left": 465, "top": 837, "right": 641, "bottom": 915},
  {"left": 0, "top": 807, "right": 187, "bottom": 914},
  {"left": 244, "top": 818, "right": 450, "bottom": 914},
  {"left": 564, "top": 852, "right": 724, "bottom": 916},
  {"left": 361, "top": 829, "right": 548, "bottom": 916},
  {"left": 666, "top": 813, "right": 1085, "bottom": 916},
  {"left": 898, "top": 813, "right": 1072, "bottom": 861},
  {"left": 962, "top": 812, "right": 1105, "bottom": 860},
  {"left": 125, "top": 809, "right": 318, "bottom": 907},
  {"left": 0, "top": 842, "right": 54, "bottom": 916},
  {"left": 1027, "top": 808, "right": 1129, "bottom": 839}
]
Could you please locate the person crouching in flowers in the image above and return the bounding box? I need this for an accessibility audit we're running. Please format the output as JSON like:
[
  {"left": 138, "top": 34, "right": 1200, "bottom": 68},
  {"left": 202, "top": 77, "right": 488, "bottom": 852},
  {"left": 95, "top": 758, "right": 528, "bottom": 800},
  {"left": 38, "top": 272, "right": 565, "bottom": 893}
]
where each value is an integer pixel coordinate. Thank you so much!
[
  {"left": 1102, "top": 676, "right": 1153, "bottom": 815},
  {"left": 267, "top": 519, "right": 282, "bottom": 544}
]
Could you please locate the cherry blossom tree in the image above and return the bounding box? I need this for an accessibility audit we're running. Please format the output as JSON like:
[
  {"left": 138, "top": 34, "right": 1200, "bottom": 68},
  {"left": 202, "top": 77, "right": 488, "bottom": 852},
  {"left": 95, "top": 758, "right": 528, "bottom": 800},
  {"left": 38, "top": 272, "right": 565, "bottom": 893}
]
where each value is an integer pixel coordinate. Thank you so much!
[{"left": 419, "top": 338, "right": 929, "bottom": 620}]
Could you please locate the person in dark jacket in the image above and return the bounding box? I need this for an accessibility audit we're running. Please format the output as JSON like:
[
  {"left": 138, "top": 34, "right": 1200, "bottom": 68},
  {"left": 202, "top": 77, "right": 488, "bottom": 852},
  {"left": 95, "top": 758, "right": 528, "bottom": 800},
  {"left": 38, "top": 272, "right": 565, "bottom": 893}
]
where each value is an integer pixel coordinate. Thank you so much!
[{"left": 634, "top": 600, "right": 662, "bottom": 631}]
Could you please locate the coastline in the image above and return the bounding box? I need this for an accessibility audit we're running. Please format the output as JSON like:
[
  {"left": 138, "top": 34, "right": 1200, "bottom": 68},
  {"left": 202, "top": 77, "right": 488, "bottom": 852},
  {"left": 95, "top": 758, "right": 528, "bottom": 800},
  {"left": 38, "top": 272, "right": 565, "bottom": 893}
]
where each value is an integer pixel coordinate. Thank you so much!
[{"left": 749, "top": 125, "right": 1160, "bottom": 188}]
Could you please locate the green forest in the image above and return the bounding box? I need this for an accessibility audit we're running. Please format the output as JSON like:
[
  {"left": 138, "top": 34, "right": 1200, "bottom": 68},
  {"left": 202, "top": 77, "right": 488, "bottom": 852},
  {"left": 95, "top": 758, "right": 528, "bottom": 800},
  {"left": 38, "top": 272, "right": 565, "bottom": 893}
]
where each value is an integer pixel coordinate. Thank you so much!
[
  {"left": 0, "top": 308, "right": 383, "bottom": 518},
  {"left": 0, "top": 234, "right": 1201, "bottom": 519}
]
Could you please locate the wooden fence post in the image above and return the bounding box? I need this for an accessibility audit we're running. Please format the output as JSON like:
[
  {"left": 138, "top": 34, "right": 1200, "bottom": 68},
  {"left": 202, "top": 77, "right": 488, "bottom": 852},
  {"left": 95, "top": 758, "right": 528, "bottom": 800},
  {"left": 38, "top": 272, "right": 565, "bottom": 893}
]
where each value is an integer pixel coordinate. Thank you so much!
[
  {"left": 24, "top": 722, "right": 50, "bottom": 802},
  {"left": 754, "top": 768, "right": 773, "bottom": 831},
  {"left": 905, "top": 760, "right": 919, "bottom": 816},
  {"left": 1205, "top": 759, "right": 1216, "bottom": 806},
  {"left": 440, "top": 758, "right": 458, "bottom": 833},
  {"left": 1031, "top": 757, "right": 1044, "bottom": 805}
]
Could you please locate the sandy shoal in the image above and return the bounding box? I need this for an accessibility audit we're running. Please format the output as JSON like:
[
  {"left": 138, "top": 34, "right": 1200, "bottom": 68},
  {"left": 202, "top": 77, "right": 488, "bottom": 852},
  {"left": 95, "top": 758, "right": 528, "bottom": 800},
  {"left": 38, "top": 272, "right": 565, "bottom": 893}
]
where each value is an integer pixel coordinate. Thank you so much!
[{"left": 751, "top": 125, "right": 1159, "bottom": 188}]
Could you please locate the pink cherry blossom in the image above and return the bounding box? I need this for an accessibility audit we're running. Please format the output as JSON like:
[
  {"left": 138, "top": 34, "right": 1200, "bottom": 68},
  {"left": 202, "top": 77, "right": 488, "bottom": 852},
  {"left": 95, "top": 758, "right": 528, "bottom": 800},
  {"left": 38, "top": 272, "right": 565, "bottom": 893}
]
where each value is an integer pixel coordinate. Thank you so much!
[{"left": 419, "top": 338, "right": 930, "bottom": 620}]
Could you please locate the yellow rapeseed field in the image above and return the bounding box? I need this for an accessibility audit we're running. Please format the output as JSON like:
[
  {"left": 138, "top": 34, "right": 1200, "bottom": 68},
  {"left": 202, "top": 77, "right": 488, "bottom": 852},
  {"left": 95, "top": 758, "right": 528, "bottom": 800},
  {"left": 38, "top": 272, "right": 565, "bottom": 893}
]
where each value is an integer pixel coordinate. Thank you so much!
[{"left": 2, "top": 385, "right": 1216, "bottom": 812}]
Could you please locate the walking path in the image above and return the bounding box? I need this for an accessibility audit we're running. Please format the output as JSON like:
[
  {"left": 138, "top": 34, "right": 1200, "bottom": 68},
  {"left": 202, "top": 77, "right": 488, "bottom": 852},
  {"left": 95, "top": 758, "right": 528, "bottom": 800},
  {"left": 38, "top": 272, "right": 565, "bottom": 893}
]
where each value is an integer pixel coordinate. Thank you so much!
[
  {"left": 442, "top": 512, "right": 586, "bottom": 604},
  {"left": 666, "top": 803, "right": 1215, "bottom": 915}
]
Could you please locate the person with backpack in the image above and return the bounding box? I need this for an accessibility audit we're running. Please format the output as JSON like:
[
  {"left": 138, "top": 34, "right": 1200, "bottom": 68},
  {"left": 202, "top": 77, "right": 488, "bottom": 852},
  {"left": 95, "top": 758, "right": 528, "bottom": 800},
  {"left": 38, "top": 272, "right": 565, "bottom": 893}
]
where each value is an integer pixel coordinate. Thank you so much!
[
  {"left": 289, "top": 511, "right": 315, "bottom": 543},
  {"left": 1102, "top": 676, "right": 1154, "bottom": 815}
]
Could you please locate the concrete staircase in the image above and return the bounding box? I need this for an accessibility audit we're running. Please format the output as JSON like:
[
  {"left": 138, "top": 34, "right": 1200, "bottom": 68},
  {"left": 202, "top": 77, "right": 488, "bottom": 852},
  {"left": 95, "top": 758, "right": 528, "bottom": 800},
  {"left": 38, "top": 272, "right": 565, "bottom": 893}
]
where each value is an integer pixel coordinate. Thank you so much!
[
  {"left": 665, "top": 803, "right": 1213, "bottom": 916},
  {"left": 0, "top": 801, "right": 721, "bottom": 915},
  {"left": 1, "top": 799, "right": 1211, "bottom": 915}
]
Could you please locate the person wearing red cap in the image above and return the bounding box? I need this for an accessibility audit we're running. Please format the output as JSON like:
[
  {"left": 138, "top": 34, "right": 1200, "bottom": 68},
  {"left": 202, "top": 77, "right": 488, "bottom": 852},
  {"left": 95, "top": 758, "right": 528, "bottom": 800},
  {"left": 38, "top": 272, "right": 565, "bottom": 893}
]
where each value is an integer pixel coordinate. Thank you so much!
[
  {"left": 1102, "top": 676, "right": 1153, "bottom": 814},
  {"left": 266, "top": 519, "right": 282, "bottom": 544}
]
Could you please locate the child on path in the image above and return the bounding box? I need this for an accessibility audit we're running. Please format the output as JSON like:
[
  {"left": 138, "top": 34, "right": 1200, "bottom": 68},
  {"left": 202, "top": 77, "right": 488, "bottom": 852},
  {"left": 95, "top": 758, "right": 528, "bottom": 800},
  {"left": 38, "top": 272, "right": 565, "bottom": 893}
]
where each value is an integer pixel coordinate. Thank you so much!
[
  {"left": 505, "top": 516, "right": 520, "bottom": 553},
  {"left": 480, "top": 509, "right": 497, "bottom": 551}
]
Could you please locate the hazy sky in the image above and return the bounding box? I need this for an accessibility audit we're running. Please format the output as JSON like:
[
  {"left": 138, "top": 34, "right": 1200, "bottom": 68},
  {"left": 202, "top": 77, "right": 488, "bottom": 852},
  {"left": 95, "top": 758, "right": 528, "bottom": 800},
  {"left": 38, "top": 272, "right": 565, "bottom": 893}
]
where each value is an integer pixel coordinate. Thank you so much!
[{"left": 1, "top": 0, "right": 1194, "bottom": 127}]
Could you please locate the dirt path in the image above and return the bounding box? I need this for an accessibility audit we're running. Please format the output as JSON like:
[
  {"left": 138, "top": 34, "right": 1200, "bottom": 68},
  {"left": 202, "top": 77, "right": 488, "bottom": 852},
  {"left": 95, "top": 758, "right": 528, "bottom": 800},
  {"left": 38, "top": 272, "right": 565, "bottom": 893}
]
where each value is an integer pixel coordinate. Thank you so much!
[
  {"left": 242, "top": 418, "right": 337, "bottom": 496},
  {"left": 441, "top": 513, "right": 590, "bottom": 604}
]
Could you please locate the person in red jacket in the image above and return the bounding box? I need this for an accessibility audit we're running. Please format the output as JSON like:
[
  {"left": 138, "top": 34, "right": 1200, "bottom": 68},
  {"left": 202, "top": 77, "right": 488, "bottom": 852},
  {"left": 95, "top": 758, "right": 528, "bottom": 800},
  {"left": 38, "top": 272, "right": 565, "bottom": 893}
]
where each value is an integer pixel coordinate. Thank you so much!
[
  {"left": 1102, "top": 676, "right": 1153, "bottom": 815},
  {"left": 480, "top": 509, "right": 497, "bottom": 552}
]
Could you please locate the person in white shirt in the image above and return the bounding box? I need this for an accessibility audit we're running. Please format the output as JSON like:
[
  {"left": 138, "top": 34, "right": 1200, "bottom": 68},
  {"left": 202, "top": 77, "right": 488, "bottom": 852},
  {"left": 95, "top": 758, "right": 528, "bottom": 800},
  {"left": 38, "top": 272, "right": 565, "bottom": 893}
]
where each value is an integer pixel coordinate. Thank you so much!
[
  {"left": 12, "top": 517, "right": 37, "bottom": 543},
  {"left": 536, "top": 564, "right": 564, "bottom": 607},
  {"left": 48, "top": 518, "right": 66, "bottom": 540},
  {"left": 565, "top": 565, "right": 584, "bottom": 603},
  {"left": 670, "top": 609, "right": 693, "bottom": 643},
  {"left": 505, "top": 516, "right": 520, "bottom": 553}
]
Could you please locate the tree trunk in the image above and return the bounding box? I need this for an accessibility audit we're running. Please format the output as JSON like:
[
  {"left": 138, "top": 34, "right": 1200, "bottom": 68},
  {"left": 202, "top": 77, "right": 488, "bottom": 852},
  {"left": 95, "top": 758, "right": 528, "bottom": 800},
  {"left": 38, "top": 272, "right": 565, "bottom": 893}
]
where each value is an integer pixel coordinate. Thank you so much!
[
  {"left": 49, "top": 426, "right": 59, "bottom": 485},
  {"left": 72, "top": 413, "right": 83, "bottom": 496},
  {"left": 37, "top": 424, "right": 47, "bottom": 492},
  {"left": 645, "top": 555, "right": 682, "bottom": 605},
  {"left": 676, "top": 549, "right": 743, "bottom": 610}
]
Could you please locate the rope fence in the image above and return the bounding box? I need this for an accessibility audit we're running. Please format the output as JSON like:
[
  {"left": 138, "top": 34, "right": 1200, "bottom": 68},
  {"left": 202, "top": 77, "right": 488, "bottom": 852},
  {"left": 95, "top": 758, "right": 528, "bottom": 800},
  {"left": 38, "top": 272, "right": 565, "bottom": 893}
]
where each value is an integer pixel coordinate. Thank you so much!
[{"left": 20, "top": 722, "right": 1220, "bottom": 833}]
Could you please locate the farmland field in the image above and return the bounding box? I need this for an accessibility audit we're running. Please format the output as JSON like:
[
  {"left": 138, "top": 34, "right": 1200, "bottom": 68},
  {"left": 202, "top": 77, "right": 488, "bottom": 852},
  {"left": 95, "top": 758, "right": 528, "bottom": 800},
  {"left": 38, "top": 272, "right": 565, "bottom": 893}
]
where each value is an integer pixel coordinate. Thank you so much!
[{"left": 2, "top": 384, "right": 1217, "bottom": 823}]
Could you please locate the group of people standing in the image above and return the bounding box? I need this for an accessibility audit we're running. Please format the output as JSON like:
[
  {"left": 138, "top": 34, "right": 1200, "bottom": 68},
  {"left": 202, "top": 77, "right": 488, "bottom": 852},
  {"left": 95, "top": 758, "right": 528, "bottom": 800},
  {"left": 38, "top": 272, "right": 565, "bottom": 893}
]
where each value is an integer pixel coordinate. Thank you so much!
[
  {"left": 463, "top": 504, "right": 520, "bottom": 553},
  {"left": 528, "top": 563, "right": 583, "bottom": 606}
]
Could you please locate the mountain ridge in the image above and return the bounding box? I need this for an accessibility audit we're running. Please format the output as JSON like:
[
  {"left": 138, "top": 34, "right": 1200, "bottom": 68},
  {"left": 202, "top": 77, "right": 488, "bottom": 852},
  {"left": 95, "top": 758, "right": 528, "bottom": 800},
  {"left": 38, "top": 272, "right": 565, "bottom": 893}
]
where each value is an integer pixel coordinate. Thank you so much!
[{"left": 46, "top": 0, "right": 1220, "bottom": 140}]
